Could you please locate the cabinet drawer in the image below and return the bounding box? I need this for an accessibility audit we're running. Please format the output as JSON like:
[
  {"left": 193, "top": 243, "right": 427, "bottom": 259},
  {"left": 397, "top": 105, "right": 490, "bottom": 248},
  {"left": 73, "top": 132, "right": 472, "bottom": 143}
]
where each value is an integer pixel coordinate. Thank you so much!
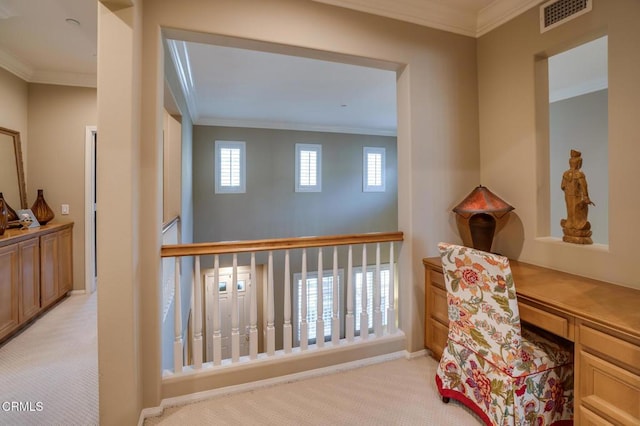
[
  {"left": 430, "top": 270, "right": 445, "bottom": 290},
  {"left": 580, "top": 324, "right": 640, "bottom": 372},
  {"left": 519, "top": 302, "right": 573, "bottom": 341},
  {"left": 427, "top": 319, "right": 448, "bottom": 361},
  {"left": 430, "top": 285, "right": 448, "bottom": 325},
  {"left": 579, "top": 350, "right": 640, "bottom": 425},
  {"left": 579, "top": 405, "right": 615, "bottom": 426}
]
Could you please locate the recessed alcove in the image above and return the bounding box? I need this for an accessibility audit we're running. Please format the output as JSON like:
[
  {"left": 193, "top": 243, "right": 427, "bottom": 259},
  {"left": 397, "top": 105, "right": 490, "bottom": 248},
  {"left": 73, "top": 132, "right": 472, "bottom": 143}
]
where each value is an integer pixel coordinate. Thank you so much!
[{"left": 536, "top": 35, "right": 609, "bottom": 247}]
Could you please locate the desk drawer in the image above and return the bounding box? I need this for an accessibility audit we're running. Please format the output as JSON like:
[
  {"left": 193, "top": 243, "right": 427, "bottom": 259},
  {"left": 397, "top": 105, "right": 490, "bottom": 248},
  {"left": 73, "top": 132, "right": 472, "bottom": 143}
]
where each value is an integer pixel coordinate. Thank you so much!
[
  {"left": 579, "top": 324, "right": 640, "bottom": 374},
  {"left": 519, "top": 302, "right": 573, "bottom": 341},
  {"left": 427, "top": 319, "right": 448, "bottom": 361},
  {"left": 430, "top": 285, "right": 448, "bottom": 325},
  {"left": 430, "top": 270, "right": 445, "bottom": 290},
  {"left": 578, "top": 323, "right": 640, "bottom": 425}
]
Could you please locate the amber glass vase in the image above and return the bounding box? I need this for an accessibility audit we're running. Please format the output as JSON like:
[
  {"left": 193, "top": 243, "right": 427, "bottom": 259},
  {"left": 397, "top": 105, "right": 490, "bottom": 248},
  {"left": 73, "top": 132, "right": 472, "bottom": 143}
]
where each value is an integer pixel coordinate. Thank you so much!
[
  {"left": 0, "top": 192, "right": 8, "bottom": 236},
  {"left": 31, "top": 189, "right": 55, "bottom": 225}
]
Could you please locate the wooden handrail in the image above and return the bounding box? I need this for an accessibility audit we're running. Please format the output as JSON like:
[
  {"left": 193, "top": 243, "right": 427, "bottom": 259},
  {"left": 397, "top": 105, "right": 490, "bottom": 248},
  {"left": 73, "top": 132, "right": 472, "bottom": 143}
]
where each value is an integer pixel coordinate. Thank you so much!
[
  {"left": 162, "top": 215, "right": 181, "bottom": 234},
  {"left": 161, "top": 231, "right": 403, "bottom": 258}
]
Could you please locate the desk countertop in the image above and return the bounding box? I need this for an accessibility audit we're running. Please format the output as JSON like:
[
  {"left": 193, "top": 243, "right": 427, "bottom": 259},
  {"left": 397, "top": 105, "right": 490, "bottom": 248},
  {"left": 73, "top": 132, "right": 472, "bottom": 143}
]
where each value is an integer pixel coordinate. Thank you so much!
[{"left": 423, "top": 257, "right": 640, "bottom": 341}]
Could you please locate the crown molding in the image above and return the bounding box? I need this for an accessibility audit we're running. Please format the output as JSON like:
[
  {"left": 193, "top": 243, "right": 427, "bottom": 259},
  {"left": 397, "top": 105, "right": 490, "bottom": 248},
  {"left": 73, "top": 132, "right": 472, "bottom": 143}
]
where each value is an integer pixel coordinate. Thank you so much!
[
  {"left": 30, "top": 70, "right": 96, "bottom": 88},
  {"left": 477, "top": 0, "right": 542, "bottom": 37},
  {"left": 312, "top": 0, "right": 477, "bottom": 37},
  {"left": 166, "top": 39, "right": 198, "bottom": 122},
  {"left": 196, "top": 117, "right": 397, "bottom": 137},
  {"left": 0, "top": 47, "right": 34, "bottom": 81},
  {"left": 311, "top": 0, "right": 541, "bottom": 38},
  {"left": 0, "top": 47, "right": 96, "bottom": 87}
]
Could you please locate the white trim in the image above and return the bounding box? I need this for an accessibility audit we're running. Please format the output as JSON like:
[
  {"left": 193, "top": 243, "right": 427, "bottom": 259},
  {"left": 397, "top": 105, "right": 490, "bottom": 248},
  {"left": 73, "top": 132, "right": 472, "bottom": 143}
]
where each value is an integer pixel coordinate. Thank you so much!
[
  {"left": 363, "top": 146, "right": 386, "bottom": 192},
  {"left": 0, "top": 47, "right": 34, "bottom": 82},
  {"left": 167, "top": 39, "right": 198, "bottom": 122},
  {"left": 477, "top": 0, "right": 542, "bottom": 37},
  {"left": 196, "top": 116, "right": 397, "bottom": 137},
  {"left": 295, "top": 143, "right": 322, "bottom": 193},
  {"left": 310, "top": 0, "right": 542, "bottom": 38},
  {"left": 215, "top": 140, "right": 246, "bottom": 194},
  {"left": 85, "top": 126, "right": 97, "bottom": 294}
]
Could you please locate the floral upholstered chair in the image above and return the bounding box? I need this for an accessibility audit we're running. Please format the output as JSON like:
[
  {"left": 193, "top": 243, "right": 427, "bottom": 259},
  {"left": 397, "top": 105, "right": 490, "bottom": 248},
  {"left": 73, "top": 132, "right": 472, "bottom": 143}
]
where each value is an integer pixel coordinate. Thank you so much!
[{"left": 436, "top": 243, "right": 574, "bottom": 426}]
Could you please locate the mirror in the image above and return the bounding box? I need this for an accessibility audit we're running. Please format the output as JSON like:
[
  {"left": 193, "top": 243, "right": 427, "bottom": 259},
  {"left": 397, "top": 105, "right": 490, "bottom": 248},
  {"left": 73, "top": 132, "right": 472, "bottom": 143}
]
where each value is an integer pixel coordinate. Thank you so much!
[{"left": 0, "top": 126, "right": 27, "bottom": 219}]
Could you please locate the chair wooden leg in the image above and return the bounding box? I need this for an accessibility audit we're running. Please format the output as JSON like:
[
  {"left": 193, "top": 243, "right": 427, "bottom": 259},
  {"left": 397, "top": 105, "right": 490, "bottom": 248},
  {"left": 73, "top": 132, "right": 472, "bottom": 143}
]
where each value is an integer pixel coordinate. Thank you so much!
[{"left": 441, "top": 396, "right": 450, "bottom": 403}]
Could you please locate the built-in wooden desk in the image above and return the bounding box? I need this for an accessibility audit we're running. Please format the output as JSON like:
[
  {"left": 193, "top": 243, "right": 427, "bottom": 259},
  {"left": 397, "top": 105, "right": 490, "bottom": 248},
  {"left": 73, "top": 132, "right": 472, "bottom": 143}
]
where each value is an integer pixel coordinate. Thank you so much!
[{"left": 423, "top": 257, "right": 640, "bottom": 426}]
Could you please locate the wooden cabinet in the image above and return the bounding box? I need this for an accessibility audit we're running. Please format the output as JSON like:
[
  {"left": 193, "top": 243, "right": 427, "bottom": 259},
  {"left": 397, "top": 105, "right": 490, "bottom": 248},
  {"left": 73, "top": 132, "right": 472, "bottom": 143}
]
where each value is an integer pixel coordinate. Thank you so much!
[
  {"left": 576, "top": 322, "right": 640, "bottom": 425},
  {"left": 0, "top": 244, "right": 20, "bottom": 340},
  {"left": 40, "top": 227, "right": 73, "bottom": 308},
  {"left": 423, "top": 257, "right": 640, "bottom": 426},
  {"left": 0, "top": 222, "right": 73, "bottom": 343},
  {"left": 424, "top": 264, "right": 448, "bottom": 360},
  {"left": 19, "top": 237, "right": 40, "bottom": 322}
]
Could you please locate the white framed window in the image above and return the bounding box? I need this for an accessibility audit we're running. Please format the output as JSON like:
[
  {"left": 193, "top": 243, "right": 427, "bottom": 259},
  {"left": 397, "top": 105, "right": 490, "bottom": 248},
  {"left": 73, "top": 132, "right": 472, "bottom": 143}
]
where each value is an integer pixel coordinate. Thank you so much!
[
  {"left": 295, "top": 143, "right": 322, "bottom": 192},
  {"left": 215, "top": 140, "right": 246, "bottom": 194},
  {"left": 363, "top": 147, "right": 386, "bottom": 192},
  {"left": 293, "top": 269, "right": 343, "bottom": 344},
  {"left": 354, "top": 264, "right": 390, "bottom": 331}
]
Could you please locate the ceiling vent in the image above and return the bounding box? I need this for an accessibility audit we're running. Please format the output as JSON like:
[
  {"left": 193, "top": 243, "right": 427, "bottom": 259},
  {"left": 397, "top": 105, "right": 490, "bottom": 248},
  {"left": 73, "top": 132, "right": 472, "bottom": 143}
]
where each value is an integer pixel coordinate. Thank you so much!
[{"left": 540, "top": 0, "right": 592, "bottom": 33}]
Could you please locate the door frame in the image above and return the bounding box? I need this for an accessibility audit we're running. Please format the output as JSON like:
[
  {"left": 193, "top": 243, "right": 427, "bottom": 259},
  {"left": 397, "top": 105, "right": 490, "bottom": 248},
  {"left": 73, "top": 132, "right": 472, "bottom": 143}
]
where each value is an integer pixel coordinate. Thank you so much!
[{"left": 85, "top": 125, "right": 97, "bottom": 294}]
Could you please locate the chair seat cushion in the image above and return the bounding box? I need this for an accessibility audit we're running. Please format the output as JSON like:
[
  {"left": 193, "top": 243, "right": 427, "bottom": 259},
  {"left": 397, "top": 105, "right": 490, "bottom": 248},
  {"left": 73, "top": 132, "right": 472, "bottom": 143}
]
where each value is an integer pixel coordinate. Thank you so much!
[{"left": 511, "top": 327, "right": 573, "bottom": 377}]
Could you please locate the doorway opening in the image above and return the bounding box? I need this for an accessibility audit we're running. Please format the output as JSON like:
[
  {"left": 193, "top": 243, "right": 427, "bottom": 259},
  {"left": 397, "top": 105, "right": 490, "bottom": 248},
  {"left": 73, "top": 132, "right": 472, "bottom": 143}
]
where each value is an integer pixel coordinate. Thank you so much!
[{"left": 85, "top": 126, "right": 97, "bottom": 293}]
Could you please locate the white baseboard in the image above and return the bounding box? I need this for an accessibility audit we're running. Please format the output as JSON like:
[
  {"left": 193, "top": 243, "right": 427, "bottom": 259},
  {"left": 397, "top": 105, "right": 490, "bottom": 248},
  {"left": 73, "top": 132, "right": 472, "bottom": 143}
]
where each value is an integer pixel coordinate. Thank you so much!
[
  {"left": 139, "top": 350, "right": 408, "bottom": 425},
  {"left": 406, "top": 349, "right": 428, "bottom": 359},
  {"left": 70, "top": 290, "right": 86, "bottom": 296}
]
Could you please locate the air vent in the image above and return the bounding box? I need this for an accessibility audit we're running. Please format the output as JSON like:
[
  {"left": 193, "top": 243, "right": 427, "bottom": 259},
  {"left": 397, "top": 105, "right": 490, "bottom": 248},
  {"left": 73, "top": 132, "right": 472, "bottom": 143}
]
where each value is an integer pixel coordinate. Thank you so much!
[{"left": 540, "top": 0, "right": 592, "bottom": 33}]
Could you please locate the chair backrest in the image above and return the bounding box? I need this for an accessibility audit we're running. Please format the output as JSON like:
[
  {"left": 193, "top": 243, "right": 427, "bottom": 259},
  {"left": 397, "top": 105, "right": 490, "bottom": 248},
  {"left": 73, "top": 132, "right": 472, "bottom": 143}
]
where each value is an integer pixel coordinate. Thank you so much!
[{"left": 438, "top": 242, "right": 522, "bottom": 371}]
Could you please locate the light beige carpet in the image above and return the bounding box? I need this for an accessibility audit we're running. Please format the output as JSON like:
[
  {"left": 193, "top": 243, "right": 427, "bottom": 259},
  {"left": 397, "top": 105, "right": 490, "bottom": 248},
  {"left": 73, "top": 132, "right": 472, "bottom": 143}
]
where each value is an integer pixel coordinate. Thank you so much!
[
  {"left": 145, "top": 355, "right": 482, "bottom": 425},
  {"left": 0, "top": 292, "right": 98, "bottom": 426}
]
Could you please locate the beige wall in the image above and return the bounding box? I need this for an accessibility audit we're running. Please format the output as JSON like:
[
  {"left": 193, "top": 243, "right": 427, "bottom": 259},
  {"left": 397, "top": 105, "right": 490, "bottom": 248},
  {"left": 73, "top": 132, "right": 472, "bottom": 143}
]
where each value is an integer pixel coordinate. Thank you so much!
[
  {"left": 0, "top": 67, "right": 29, "bottom": 192},
  {"left": 478, "top": 0, "right": 640, "bottom": 288},
  {"left": 27, "top": 83, "right": 97, "bottom": 292},
  {"left": 98, "top": 0, "right": 479, "bottom": 423}
]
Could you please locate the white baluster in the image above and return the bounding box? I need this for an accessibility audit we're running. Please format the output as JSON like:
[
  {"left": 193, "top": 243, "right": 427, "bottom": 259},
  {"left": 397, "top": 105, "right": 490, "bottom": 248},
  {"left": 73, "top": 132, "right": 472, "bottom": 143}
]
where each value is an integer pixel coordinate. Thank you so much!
[
  {"left": 360, "top": 244, "right": 369, "bottom": 339},
  {"left": 331, "top": 246, "right": 339, "bottom": 345},
  {"left": 316, "top": 248, "right": 324, "bottom": 347},
  {"left": 300, "top": 248, "right": 308, "bottom": 350},
  {"left": 173, "top": 257, "right": 183, "bottom": 373},
  {"left": 283, "top": 250, "right": 292, "bottom": 353},
  {"left": 267, "top": 251, "right": 275, "bottom": 355},
  {"left": 231, "top": 254, "right": 240, "bottom": 362},
  {"left": 346, "top": 245, "right": 354, "bottom": 342},
  {"left": 374, "top": 243, "right": 383, "bottom": 337},
  {"left": 193, "top": 256, "right": 203, "bottom": 368},
  {"left": 212, "top": 255, "right": 222, "bottom": 366},
  {"left": 249, "top": 253, "right": 258, "bottom": 360},
  {"left": 387, "top": 242, "right": 396, "bottom": 334}
]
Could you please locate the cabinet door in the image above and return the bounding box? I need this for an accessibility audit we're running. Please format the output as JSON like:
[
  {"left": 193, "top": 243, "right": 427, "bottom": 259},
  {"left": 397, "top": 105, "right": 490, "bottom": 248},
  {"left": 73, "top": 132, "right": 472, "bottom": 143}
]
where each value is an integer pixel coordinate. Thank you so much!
[
  {"left": 58, "top": 228, "right": 73, "bottom": 295},
  {"left": 40, "top": 232, "right": 59, "bottom": 309},
  {"left": 19, "top": 238, "right": 40, "bottom": 322},
  {"left": 0, "top": 244, "right": 20, "bottom": 340}
]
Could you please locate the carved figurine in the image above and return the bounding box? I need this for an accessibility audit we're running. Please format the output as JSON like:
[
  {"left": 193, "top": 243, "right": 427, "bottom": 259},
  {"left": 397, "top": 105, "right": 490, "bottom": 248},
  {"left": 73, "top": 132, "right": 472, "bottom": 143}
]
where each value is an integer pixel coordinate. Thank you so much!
[{"left": 560, "top": 150, "right": 594, "bottom": 244}]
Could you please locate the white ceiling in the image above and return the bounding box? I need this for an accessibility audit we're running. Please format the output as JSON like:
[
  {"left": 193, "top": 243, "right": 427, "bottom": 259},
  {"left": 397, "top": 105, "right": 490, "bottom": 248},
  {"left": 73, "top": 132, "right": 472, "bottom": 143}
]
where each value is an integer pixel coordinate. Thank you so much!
[{"left": 2, "top": 0, "right": 601, "bottom": 136}]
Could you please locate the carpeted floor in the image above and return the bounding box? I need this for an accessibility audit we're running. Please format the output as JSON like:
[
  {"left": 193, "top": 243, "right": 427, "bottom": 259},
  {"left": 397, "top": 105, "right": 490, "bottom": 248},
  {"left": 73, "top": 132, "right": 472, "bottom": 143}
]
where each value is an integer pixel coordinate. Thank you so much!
[
  {"left": 144, "top": 355, "right": 482, "bottom": 425},
  {"left": 0, "top": 292, "right": 98, "bottom": 426},
  {"left": 0, "top": 290, "right": 482, "bottom": 426}
]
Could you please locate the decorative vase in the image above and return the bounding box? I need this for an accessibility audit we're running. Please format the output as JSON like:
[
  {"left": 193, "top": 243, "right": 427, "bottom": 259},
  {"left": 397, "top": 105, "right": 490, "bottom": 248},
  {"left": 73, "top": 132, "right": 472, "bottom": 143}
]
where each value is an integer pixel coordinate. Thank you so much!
[
  {"left": 0, "top": 192, "right": 7, "bottom": 236},
  {"left": 4, "top": 197, "right": 18, "bottom": 221},
  {"left": 31, "top": 189, "right": 55, "bottom": 225}
]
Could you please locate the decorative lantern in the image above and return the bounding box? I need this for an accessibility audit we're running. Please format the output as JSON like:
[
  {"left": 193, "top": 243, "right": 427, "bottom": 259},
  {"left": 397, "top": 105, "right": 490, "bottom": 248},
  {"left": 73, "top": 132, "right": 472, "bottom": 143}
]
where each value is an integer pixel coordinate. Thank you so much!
[{"left": 453, "top": 185, "right": 514, "bottom": 253}]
